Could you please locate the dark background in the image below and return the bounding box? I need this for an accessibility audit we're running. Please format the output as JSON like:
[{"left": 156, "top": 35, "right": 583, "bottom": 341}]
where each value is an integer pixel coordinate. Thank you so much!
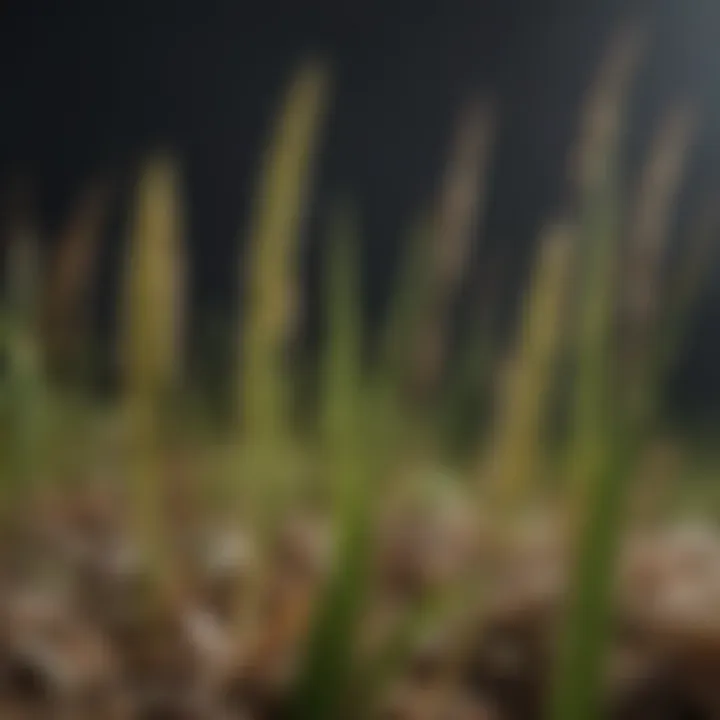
[{"left": 0, "top": 0, "right": 718, "bottom": 421}]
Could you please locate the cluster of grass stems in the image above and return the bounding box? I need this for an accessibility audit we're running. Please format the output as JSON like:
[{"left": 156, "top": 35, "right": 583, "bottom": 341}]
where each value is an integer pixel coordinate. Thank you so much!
[{"left": 0, "top": 22, "right": 718, "bottom": 720}]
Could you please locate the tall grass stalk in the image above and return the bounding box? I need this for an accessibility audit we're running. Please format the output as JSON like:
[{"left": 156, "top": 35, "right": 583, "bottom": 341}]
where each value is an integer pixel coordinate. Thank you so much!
[
  {"left": 487, "top": 221, "right": 573, "bottom": 512},
  {"left": 563, "top": 29, "right": 643, "bottom": 519},
  {"left": 622, "top": 105, "right": 695, "bottom": 418},
  {"left": 372, "top": 100, "right": 494, "bottom": 475},
  {"left": 238, "top": 59, "right": 330, "bottom": 528},
  {"left": 234, "top": 60, "right": 330, "bottom": 647},
  {"left": 120, "top": 154, "right": 186, "bottom": 595},
  {"left": 549, "top": 27, "right": 646, "bottom": 720},
  {"left": 320, "top": 202, "right": 362, "bottom": 515},
  {"left": 410, "top": 99, "right": 494, "bottom": 408}
]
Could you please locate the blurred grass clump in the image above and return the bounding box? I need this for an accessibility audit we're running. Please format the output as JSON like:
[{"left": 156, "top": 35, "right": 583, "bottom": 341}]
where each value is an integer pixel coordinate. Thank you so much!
[{"left": 0, "top": 22, "right": 717, "bottom": 720}]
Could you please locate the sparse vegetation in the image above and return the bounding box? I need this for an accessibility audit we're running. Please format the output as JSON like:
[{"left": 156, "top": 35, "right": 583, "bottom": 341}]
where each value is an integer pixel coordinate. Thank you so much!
[{"left": 0, "top": 24, "right": 717, "bottom": 720}]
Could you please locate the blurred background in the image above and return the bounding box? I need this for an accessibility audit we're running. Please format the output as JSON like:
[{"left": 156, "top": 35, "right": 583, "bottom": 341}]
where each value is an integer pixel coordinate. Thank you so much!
[{"left": 1, "top": 0, "right": 718, "bottom": 424}]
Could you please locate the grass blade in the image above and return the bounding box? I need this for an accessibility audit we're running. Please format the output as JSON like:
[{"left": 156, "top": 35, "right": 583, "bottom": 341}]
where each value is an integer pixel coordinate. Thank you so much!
[
  {"left": 321, "top": 201, "right": 362, "bottom": 509},
  {"left": 622, "top": 105, "right": 695, "bottom": 416},
  {"left": 233, "top": 58, "right": 331, "bottom": 641},
  {"left": 236, "top": 60, "right": 331, "bottom": 556},
  {"left": 240, "top": 60, "right": 330, "bottom": 451},
  {"left": 410, "top": 99, "right": 495, "bottom": 405},
  {"left": 549, "top": 26, "right": 646, "bottom": 720},
  {"left": 288, "top": 201, "right": 369, "bottom": 720},
  {"left": 486, "top": 221, "right": 574, "bottom": 511},
  {"left": 120, "top": 154, "right": 186, "bottom": 593},
  {"left": 372, "top": 100, "right": 494, "bottom": 473}
]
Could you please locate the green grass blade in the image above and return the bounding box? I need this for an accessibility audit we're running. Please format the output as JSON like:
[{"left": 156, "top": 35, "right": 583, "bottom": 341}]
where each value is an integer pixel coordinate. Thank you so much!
[
  {"left": 237, "top": 59, "right": 330, "bottom": 541},
  {"left": 240, "top": 60, "right": 330, "bottom": 449},
  {"left": 233, "top": 58, "right": 331, "bottom": 641},
  {"left": 321, "top": 201, "right": 362, "bottom": 508},
  {"left": 487, "top": 221, "right": 573, "bottom": 511},
  {"left": 550, "top": 421, "right": 640, "bottom": 720},
  {"left": 563, "top": 25, "right": 645, "bottom": 516},
  {"left": 121, "top": 155, "right": 185, "bottom": 401},
  {"left": 120, "top": 153, "right": 186, "bottom": 592},
  {"left": 289, "top": 505, "right": 370, "bottom": 720},
  {"left": 288, "top": 200, "right": 369, "bottom": 720},
  {"left": 549, "top": 26, "right": 645, "bottom": 720}
]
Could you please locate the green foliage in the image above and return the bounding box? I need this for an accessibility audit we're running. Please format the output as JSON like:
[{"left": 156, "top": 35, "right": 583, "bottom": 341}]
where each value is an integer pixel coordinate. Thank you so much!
[{"left": 0, "top": 27, "right": 718, "bottom": 720}]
